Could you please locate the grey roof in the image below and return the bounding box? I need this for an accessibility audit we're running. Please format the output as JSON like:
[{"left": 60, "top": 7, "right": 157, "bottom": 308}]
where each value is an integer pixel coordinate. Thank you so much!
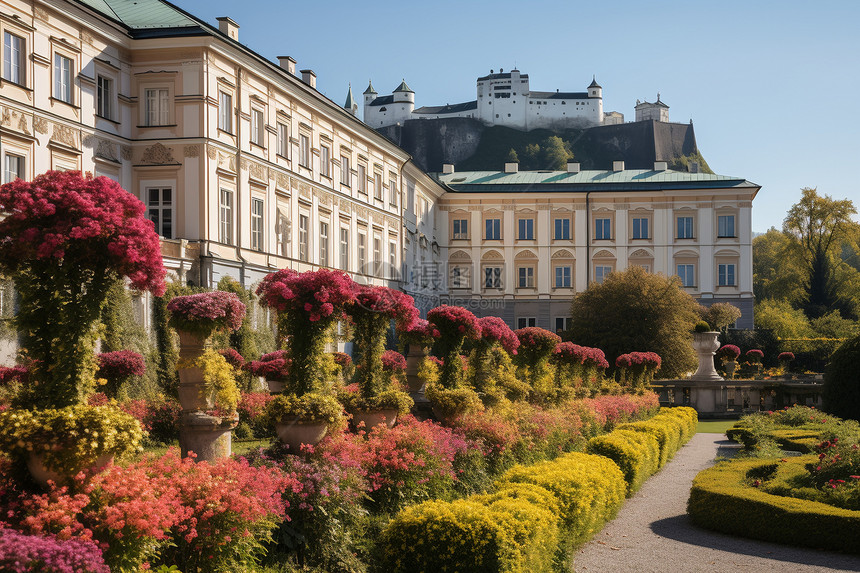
[
  {"left": 369, "top": 95, "right": 394, "bottom": 106},
  {"left": 529, "top": 91, "right": 590, "bottom": 100},
  {"left": 414, "top": 101, "right": 478, "bottom": 115},
  {"left": 393, "top": 80, "right": 413, "bottom": 93},
  {"left": 636, "top": 100, "right": 669, "bottom": 109},
  {"left": 589, "top": 77, "right": 601, "bottom": 89},
  {"left": 436, "top": 169, "right": 759, "bottom": 194},
  {"left": 344, "top": 85, "right": 356, "bottom": 110},
  {"left": 363, "top": 81, "right": 376, "bottom": 95},
  {"left": 477, "top": 71, "right": 528, "bottom": 82}
]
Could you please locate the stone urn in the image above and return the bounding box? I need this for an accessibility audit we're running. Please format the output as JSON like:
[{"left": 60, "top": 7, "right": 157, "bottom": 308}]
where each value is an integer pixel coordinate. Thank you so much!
[
  {"left": 275, "top": 419, "right": 329, "bottom": 452},
  {"left": 266, "top": 378, "right": 286, "bottom": 394},
  {"left": 690, "top": 331, "right": 724, "bottom": 381},
  {"left": 177, "top": 330, "right": 209, "bottom": 411},
  {"left": 405, "top": 344, "right": 429, "bottom": 393},
  {"left": 351, "top": 409, "right": 399, "bottom": 429},
  {"left": 723, "top": 359, "right": 738, "bottom": 379},
  {"left": 27, "top": 453, "right": 114, "bottom": 488}
]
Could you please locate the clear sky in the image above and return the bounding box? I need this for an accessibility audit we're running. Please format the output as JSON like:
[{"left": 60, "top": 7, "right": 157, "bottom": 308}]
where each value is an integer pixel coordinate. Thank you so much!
[{"left": 182, "top": 0, "right": 860, "bottom": 233}]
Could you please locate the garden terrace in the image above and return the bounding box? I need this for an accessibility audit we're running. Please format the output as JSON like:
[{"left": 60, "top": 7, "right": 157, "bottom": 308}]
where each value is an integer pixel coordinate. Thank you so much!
[{"left": 653, "top": 379, "right": 824, "bottom": 418}]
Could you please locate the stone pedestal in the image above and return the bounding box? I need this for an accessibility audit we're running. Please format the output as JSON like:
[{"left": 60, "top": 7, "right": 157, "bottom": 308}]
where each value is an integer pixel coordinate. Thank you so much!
[
  {"left": 691, "top": 332, "right": 724, "bottom": 382},
  {"left": 405, "top": 344, "right": 429, "bottom": 393},
  {"left": 179, "top": 412, "right": 238, "bottom": 462}
]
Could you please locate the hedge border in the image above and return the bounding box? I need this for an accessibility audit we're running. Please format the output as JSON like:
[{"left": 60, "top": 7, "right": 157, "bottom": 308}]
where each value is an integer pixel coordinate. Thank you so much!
[{"left": 688, "top": 456, "right": 860, "bottom": 553}]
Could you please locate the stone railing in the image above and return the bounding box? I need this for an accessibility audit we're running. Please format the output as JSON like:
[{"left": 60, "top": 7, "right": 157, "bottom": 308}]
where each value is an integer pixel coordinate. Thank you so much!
[{"left": 653, "top": 378, "right": 824, "bottom": 417}]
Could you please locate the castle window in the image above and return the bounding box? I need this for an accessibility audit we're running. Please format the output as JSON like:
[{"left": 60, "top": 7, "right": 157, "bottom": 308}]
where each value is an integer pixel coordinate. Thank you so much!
[
  {"left": 562, "top": 101, "right": 566, "bottom": 105},
  {"left": 380, "top": 107, "right": 387, "bottom": 112}
]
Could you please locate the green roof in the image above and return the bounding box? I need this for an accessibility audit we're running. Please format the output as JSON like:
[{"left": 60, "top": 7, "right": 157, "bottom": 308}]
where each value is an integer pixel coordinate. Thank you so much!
[
  {"left": 436, "top": 169, "right": 759, "bottom": 193},
  {"left": 75, "top": 0, "right": 198, "bottom": 29},
  {"left": 394, "top": 80, "right": 413, "bottom": 93}
]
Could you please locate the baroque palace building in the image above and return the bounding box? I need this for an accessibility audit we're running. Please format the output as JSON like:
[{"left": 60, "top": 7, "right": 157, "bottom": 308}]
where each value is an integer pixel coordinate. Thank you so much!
[{"left": 0, "top": 0, "right": 757, "bottom": 342}]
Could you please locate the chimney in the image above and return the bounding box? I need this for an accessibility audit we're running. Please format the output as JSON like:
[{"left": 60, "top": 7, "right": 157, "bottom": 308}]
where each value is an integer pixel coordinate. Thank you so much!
[
  {"left": 300, "top": 69, "right": 317, "bottom": 89},
  {"left": 216, "top": 17, "right": 239, "bottom": 41},
  {"left": 442, "top": 163, "right": 455, "bottom": 174},
  {"left": 612, "top": 160, "right": 625, "bottom": 172},
  {"left": 504, "top": 162, "right": 518, "bottom": 173},
  {"left": 277, "top": 56, "right": 296, "bottom": 76},
  {"left": 688, "top": 161, "right": 700, "bottom": 173},
  {"left": 567, "top": 161, "right": 580, "bottom": 173},
  {"left": 654, "top": 161, "right": 668, "bottom": 171}
]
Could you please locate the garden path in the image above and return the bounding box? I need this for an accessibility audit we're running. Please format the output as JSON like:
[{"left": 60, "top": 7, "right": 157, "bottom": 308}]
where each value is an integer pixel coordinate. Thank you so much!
[{"left": 574, "top": 433, "right": 860, "bottom": 573}]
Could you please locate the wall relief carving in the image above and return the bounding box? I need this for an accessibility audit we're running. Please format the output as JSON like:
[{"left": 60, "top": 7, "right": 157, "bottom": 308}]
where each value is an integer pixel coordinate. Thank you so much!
[{"left": 141, "top": 142, "right": 175, "bottom": 164}]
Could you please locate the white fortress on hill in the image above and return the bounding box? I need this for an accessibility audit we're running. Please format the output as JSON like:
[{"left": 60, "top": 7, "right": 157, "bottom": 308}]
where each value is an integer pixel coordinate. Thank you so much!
[{"left": 359, "top": 68, "right": 624, "bottom": 131}]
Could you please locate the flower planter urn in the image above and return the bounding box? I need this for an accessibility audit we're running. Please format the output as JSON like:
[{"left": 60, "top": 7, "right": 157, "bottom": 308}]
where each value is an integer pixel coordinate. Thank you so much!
[
  {"left": 690, "top": 331, "right": 724, "bottom": 382},
  {"left": 27, "top": 453, "right": 113, "bottom": 488},
  {"left": 275, "top": 419, "right": 329, "bottom": 452},
  {"left": 266, "top": 378, "right": 286, "bottom": 394},
  {"left": 352, "top": 409, "right": 398, "bottom": 429},
  {"left": 179, "top": 411, "right": 238, "bottom": 463},
  {"left": 405, "top": 344, "right": 429, "bottom": 393},
  {"left": 723, "top": 359, "right": 737, "bottom": 379}
]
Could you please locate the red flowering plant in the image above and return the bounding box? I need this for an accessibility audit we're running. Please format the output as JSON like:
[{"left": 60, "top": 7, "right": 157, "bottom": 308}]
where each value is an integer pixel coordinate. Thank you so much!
[
  {"left": 581, "top": 346, "right": 610, "bottom": 388},
  {"left": 514, "top": 327, "right": 562, "bottom": 404},
  {"left": 553, "top": 342, "right": 590, "bottom": 396},
  {"left": 166, "top": 291, "right": 246, "bottom": 341},
  {"left": 218, "top": 348, "right": 245, "bottom": 369},
  {"left": 342, "top": 285, "right": 416, "bottom": 417},
  {"left": 237, "top": 392, "right": 275, "bottom": 438},
  {"left": 745, "top": 348, "right": 764, "bottom": 364},
  {"left": 716, "top": 344, "right": 741, "bottom": 362},
  {"left": 427, "top": 305, "right": 480, "bottom": 390},
  {"left": 397, "top": 318, "right": 440, "bottom": 349},
  {"left": 778, "top": 351, "right": 795, "bottom": 374},
  {"left": 0, "top": 171, "right": 165, "bottom": 408},
  {"left": 0, "top": 365, "right": 27, "bottom": 386},
  {"left": 96, "top": 350, "right": 145, "bottom": 398},
  {"left": 468, "top": 316, "right": 520, "bottom": 402},
  {"left": 381, "top": 350, "right": 407, "bottom": 373},
  {"left": 614, "top": 351, "right": 662, "bottom": 392},
  {"left": 0, "top": 528, "right": 109, "bottom": 573}
]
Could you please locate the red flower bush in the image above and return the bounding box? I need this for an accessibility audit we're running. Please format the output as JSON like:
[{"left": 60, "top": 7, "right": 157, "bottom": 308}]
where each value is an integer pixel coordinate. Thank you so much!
[
  {"left": 716, "top": 344, "right": 741, "bottom": 361},
  {"left": 0, "top": 528, "right": 109, "bottom": 573},
  {"left": 615, "top": 351, "right": 662, "bottom": 390},
  {"left": 583, "top": 393, "right": 659, "bottom": 430},
  {"left": 477, "top": 316, "right": 519, "bottom": 355},
  {"left": 218, "top": 348, "right": 245, "bottom": 369},
  {"left": 381, "top": 350, "right": 407, "bottom": 373},
  {"left": 256, "top": 268, "right": 355, "bottom": 323},
  {"left": 398, "top": 318, "right": 440, "bottom": 348},
  {"left": 514, "top": 328, "right": 561, "bottom": 365},
  {"left": 428, "top": 305, "right": 481, "bottom": 389},
  {"left": 167, "top": 291, "right": 246, "bottom": 338},
  {"left": 745, "top": 348, "right": 764, "bottom": 363},
  {"left": 332, "top": 352, "right": 352, "bottom": 368},
  {"left": 352, "top": 285, "right": 418, "bottom": 331},
  {"left": 778, "top": 352, "right": 795, "bottom": 362},
  {"left": 96, "top": 351, "right": 145, "bottom": 397},
  {"left": 0, "top": 365, "right": 27, "bottom": 385}
]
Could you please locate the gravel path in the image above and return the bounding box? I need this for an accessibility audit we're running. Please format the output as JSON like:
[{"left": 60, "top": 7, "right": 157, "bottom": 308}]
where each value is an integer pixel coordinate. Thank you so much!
[{"left": 574, "top": 433, "right": 860, "bottom": 573}]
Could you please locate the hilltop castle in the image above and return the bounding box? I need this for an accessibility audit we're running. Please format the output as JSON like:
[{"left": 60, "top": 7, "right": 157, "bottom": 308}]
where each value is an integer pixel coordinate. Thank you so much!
[{"left": 353, "top": 68, "right": 617, "bottom": 131}]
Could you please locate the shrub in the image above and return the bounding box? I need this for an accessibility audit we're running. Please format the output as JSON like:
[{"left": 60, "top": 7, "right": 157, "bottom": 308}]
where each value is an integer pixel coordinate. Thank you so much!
[
  {"left": 427, "top": 305, "right": 481, "bottom": 389},
  {"left": 586, "top": 429, "right": 660, "bottom": 495},
  {"left": 688, "top": 456, "right": 860, "bottom": 553},
  {"left": 238, "top": 392, "right": 275, "bottom": 438},
  {"left": 514, "top": 328, "right": 561, "bottom": 404},
  {"left": 166, "top": 291, "right": 246, "bottom": 340},
  {"left": 715, "top": 344, "right": 741, "bottom": 361},
  {"left": 96, "top": 350, "right": 145, "bottom": 398},
  {"left": 614, "top": 351, "right": 662, "bottom": 391},
  {"left": 694, "top": 321, "right": 711, "bottom": 333},
  {"left": 617, "top": 417, "right": 681, "bottom": 468},
  {"left": 824, "top": 334, "right": 860, "bottom": 421},
  {"left": 181, "top": 349, "right": 240, "bottom": 412},
  {"left": 0, "top": 528, "right": 109, "bottom": 573},
  {"left": 380, "top": 350, "right": 407, "bottom": 373}
]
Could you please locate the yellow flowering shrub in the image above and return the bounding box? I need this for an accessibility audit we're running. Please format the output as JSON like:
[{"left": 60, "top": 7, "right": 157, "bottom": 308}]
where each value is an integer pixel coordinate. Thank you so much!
[
  {"left": 182, "top": 349, "right": 240, "bottom": 412},
  {"left": 618, "top": 415, "right": 684, "bottom": 467},
  {"left": 586, "top": 429, "right": 660, "bottom": 495},
  {"left": 656, "top": 406, "right": 698, "bottom": 441}
]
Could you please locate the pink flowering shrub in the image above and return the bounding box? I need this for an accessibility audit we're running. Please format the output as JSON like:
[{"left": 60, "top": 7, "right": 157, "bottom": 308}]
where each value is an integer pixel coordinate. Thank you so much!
[
  {"left": 582, "top": 392, "right": 660, "bottom": 430},
  {"left": 514, "top": 328, "right": 562, "bottom": 403},
  {"left": 0, "top": 365, "right": 27, "bottom": 386},
  {"left": 0, "top": 528, "right": 109, "bottom": 573},
  {"left": 0, "top": 171, "right": 166, "bottom": 408},
  {"left": 381, "top": 350, "right": 407, "bottom": 373},
  {"left": 332, "top": 352, "right": 352, "bottom": 368},
  {"left": 398, "top": 318, "right": 440, "bottom": 348},
  {"left": 615, "top": 351, "right": 662, "bottom": 390},
  {"left": 427, "top": 305, "right": 481, "bottom": 389},
  {"left": 745, "top": 348, "right": 764, "bottom": 363},
  {"left": 238, "top": 392, "right": 275, "bottom": 437},
  {"left": 476, "top": 317, "right": 519, "bottom": 355},
  {"left": 218, "top": 348, "right": 245, "bottom": 369},
  {"left": 96, "top": 350, "right": 145, "bottom": 398},
  {"left": 166, "top": 291, "right": 246, "bottom": 339},
  {"left": 778, "top": 351, "right": 795, "bottom": 363},
  {"left": 716, "top": 344, "right": 741, "bottom": 361}
]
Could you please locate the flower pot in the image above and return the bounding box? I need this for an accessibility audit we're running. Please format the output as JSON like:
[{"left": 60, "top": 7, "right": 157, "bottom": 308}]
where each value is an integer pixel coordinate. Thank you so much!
[
  {"left": 177, "top": 380, "right": 214, "bottom": 412},
  {"left": 180, "top": 412, "right": 237, "bottom": 462},
  {"left": 352, "top": 409, "right": 398, "bottom": 429},
  {"left": 27, "top": 453, "right": 113, "bottom": 488},
  {"left": 405, "top": 345, "right": 429, "bottom": 392},
  {"left": 266, "top": 379, "right": 285, "bottom": 394},
  {"left": 275, "top": 419, "right": 328, "bottom": 452},
  {"left": 724, "top": 360, "right": 737, "bottom": 379}
]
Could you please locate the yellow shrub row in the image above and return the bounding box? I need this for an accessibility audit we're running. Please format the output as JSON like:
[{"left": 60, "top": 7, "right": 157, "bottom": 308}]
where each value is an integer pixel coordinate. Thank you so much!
[
  {"left": 588, "top": 407, "right": 698, "bottom": 495},
  {"left": 378, "top": 452, "right": 627, "bottom": 573},
  {"left": 688, "top": 456, "right": 860, "bottom": 552}
]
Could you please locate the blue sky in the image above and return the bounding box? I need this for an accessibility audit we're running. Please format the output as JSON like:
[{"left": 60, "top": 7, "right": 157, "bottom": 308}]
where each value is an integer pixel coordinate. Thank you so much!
[{"left": 182, "top": 0, "right": 860, "bottom": 233}]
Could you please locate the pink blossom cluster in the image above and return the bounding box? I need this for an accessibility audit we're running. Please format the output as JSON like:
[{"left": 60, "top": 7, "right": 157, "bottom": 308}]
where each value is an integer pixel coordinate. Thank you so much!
[
  {"left": 332, "top": 352, "right": 352, "bottom": 367},
  {"left": 351, "top": 285, "right": 419, "bottom": 331},
  {"left": 477, "top": 316, "right": 519, "bottom": 354},
  {"left": 0, "top": 365, "right": 28, "bottom": 385},
  {"left": 256, "top": 268, "right": 355, "bottom": 323},
  {"left": 615, "top": 351, "right": 662, "bottom": 370},
  {"left": 515, "top": 327, "right": 562, "bottom": 353},
  {"left": 778, "top": 352, "right": 795, "bottom": 362},
  {"left": 167, "top": 291, "right": 246, "bottom": 334},
  {"left": 553, "top": 342, "right": 609, "bottom": 368},
  {"left": 745, "top": 348, "right": 764, "bottom": 363},
  {"left": 0, "top": 528, "right": 109, "bottom": 573},
  {"left": 218, "top": 348, "right": 245, "bottom": 369},
  {"left": 246, "top": 356, "right": 289, "bottom": 381},
  {"left": 582, "top": 393, "right": 660, "bottom": 429},
  {"left": 427, "top": 305, "right": 481, "bottom": 341},
  {"left": 381, "top": 350, "right": 407, "bottom": 372},
  {"left": 716, "top": 344, "right": 741, "bottom": 360},
  {"left": 237, "top": 392, "right": 274, "bottom": 424},
  {"left": 398, "top": 318, "right": 440, "bottom": 347},
  {"left": 97, "top": 350, "right": 145, "bottom": 380},
  {"left": 0, "top": 171, "right": 166, "bottom": 295}
]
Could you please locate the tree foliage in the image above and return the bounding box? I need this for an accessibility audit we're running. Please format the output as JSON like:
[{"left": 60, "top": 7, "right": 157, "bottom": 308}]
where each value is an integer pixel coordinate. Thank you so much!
[
  {"left": 507, "top": 136, "right": 573, "bottom": 170},
  {"left": 568, "top": 267, "right": 700, "bottom": 378},
  {"left": 753, "top": 228, "right": 805, "bottom": 305},
  {"left": 753, "top": 299, "right": 812, "bottom": 339},
  {"left": 701, "top": 302, "right": 742, "bottom": 332},
  {"left": 824, "top": 334, "right": 860, "bottom": 421}
]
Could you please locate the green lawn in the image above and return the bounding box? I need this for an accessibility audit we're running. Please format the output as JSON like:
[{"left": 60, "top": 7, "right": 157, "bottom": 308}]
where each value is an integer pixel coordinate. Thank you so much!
[
  {"left": 696, "top": 419, "right": 738, "bottom": 435},
  {"left": 142, "top": 439, "right": 271, "bottom": 459}
]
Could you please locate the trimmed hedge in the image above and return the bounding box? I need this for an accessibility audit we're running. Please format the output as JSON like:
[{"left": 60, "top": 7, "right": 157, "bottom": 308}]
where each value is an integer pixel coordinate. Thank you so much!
[
  {"left": 688, "top": 456, "right": 860, "bottom": 553},
  {"left": 617, "top": 417, "right": 681, "bottom": 468}
]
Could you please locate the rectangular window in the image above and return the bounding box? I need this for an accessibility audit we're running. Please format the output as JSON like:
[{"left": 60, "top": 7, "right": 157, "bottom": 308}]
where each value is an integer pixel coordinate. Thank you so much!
[
  {"left": 484, "top": 267, "right": 502, "bottom": 288},
  {"left": 319, "top": 222, "right": 329, "bottom": 267},
  {"left": 373, "top": 237, "right": 382, "bottom": 275},
  {"left": 518, "top": 218, "right": 534, "bottom": 240},
  {"left": 251, "top": 198, "right": 264, "bottom": 252},
  {"left": 453, "top": 219, "right": 468, "bottom": 240},
  {"left": 97, "top": 75, "right": 113, "bottom": 120},
  {"left": 554, "top": 265, "right": 572, "bottom": 288},
  {"left": 451, "top": 266, "right": 470, "bottom": 288},
  {"left": 595, "top": 218, "right": 611, "bottom": 240},
  {"left": 518, "top": 266, "right": 534, "bottom": 288},
  {"left": 485, "top": 218, "right": 501, "bottom": 240},
  {"left": 677, "top": 264, "right": 695, "bottom": 287},
  {"left": 718, "top": 264, "right": 736, "bottom": 286},
  {"left": 517, "top": 317, "right": 536, "bottom": 329},
  {"left": 251, "top": 109, "right": 264, "bottom": 146},
  {"left": 358, "top": 164, "right": 367, "bottom": 194},
  {"left": 218, "top": 91, "right": 232, "bottom": 133},
  {"left": 54, "top": 53, "right": 72, "bottom": 103},
  {"left": 298, "top": 214, "right": 309, "bottom": 262},
  {"left": 677, "top": 216, "right": 694, "bottom": 239},
  {"left": 358, "top": 232, "right": 367, "bottom": 272},
  {"left": 373, "top": 172, "right": 383, "bottom": 200},
  {"left": 4, "top": 154, "right": 23, "bottom": 183},
  {"left": 144, "top": 88, "right": 169, "bottom": 126},
  {"left": 339, "top": 228, "right": 349, "bottom": 270},
  {"left": 594, "top": 265, "right": 612, "bottom": 284},
  {"left": 389, "top": 172, "right": 398, "bottom": 206},
  {"left": 219, "top": 189, "right": 234, "bottom": 245},
  {"left": 146, "top": 187, "right": 173, "bottom": 238},
  {"left": 299, "top": 134, "right": 310, "bottom": 168},
  {"left": 632, "top": 217, "right": 649, "bottom": 239},
  {"left": 277, "top": 122, "right": 289, "bottom": 157},
  {"left": 340, "top": 155, "right": 350, "bottom": 186},
  {"left": 389, "top": 241, "right": 397, "bottom": 279},
  {"left": 718, "top": 215, "right": 736, "bottom": 238},
  {"left": 554, "top": 317, "right": 570, "bottom": 334},
  {"left": 319, "top": 145, "right": 330, "bottom": 177},
  {"left": 3, "top": 32, "right": 24, "bottom": 85},
  {"left": 554, "top": 218, "right": 570, "bottom": 240}
]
